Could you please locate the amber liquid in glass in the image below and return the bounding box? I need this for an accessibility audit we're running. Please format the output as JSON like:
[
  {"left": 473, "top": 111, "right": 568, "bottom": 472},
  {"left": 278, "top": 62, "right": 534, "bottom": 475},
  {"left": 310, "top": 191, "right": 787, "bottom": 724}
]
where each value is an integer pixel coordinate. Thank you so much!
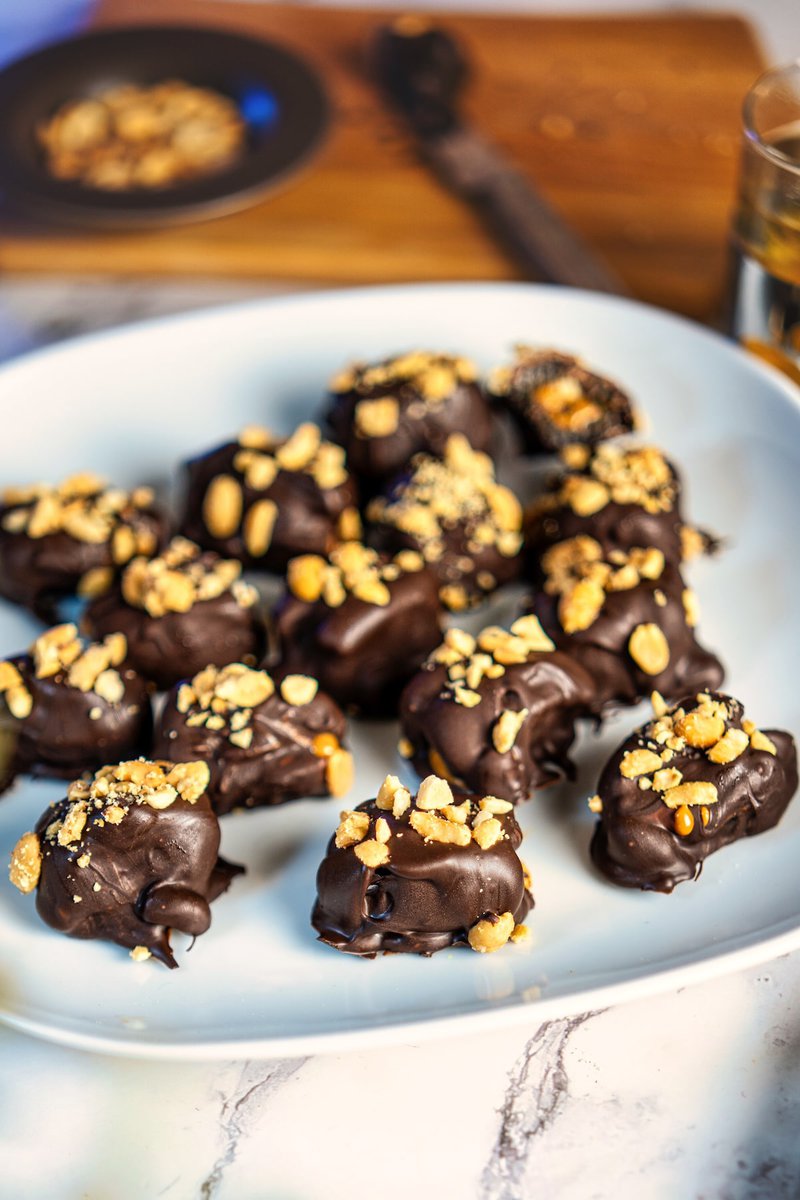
[{"left": 730, "top": 125, "right": 800, "bottom": 384}]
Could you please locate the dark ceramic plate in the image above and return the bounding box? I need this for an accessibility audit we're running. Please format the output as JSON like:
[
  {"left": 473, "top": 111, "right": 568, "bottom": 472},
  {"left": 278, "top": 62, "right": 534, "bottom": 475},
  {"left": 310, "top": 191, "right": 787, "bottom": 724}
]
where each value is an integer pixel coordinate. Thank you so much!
[{"left": 0, "top": 24, "right": 329, "bottom": 227}]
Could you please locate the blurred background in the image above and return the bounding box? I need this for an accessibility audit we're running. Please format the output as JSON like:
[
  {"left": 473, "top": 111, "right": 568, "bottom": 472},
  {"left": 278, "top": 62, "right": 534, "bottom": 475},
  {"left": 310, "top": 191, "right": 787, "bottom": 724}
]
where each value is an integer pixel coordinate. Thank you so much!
[{"left": 0, "top": 0, "right": 797, "bottom": 371}]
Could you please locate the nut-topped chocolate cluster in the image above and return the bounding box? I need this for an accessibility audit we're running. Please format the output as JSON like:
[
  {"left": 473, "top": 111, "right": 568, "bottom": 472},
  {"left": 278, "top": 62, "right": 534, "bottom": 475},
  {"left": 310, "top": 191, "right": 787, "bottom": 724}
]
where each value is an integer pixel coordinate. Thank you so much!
[
  {"left": 324, "top": 350, "right": 493, "bottom": 492},
  {"left": 312, "top": 773, "right": 533, "bottom": 956},
  {"left": 489, "top": 348, "right": 635, "bottom": 454},
  {"left": 180, "top": 422, "right": 361, "bottom": 572},
  {"left": 589, "top": 692, "right": 798, "bottom": 892},
  {"left": 528, "top": 535, "right": 723, "bottom": 711},
  {"left": 399, "top": 619, "right": 594, "bottom": 803},
  {"left": 526, "top": 443, "right": 699, "bottom": 566},
  {"left": 366, "top": 433, "right": 522, "bottom": 611},
  {"left": 9, "top": 758, "right": 243, "bottom": 966},
  {"left": 274, "top": 541, "right": 442, "bottom": 714},
  {"left": 0, "top": 472, "right": 166, "bottom": 620},
  {"left": 84, "top": 536, "right": 265, "bottom": 690},
  {"left": 0, "top": 623, "right": 151, "bottom": 790},
  {"left": 154, "top": 661, "right": 352, "bottom": 814}
]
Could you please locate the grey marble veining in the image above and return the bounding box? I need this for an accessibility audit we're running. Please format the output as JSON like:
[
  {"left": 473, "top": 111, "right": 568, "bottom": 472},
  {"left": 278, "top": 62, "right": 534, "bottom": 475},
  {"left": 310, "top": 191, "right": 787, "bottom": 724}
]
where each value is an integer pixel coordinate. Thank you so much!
[
  {"left": 199, "top": 1059, "right": 308, "bottom": 1199},
  {"left": 482, "top": 1014, "right": 600, "bottom": 1200}
]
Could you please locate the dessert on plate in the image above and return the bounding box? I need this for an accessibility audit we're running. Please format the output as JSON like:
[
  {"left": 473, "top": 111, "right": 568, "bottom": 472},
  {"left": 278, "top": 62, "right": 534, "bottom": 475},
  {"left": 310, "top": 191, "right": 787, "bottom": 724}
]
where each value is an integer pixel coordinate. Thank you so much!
[
  {"left": 180, "top": 422, "right": 360, "bottom": 572},
  {"left": 0, "top": 472, "right": 166, "bottom": 621},
  {"left": 525, "top": 442, "right": 712, "bottom": 568},
  {"left": 528, "top": 536, "right": 724, "bottom": 712},
  {"left": 272, "top": 541, "right": 443, "bottom": 715},
  {"left": 8, "top": 759, "right": 244, "bottom": 967},
  {"left": 589, "top": 691, "right": 798, "bottom": 892},
  {"left": 488, "top": 347, "right": 635, "bottom": 454},
  {"left": 366, "top": 433, "right": 522, "bottom": 611},
  {"left": 399, "top": 619, "right": 594, "bottom": 804},
  {"left": 83, "top": 536, "right": 266, "bottom": 690},
  {"left": 154, "top": 661, "right": 353, "bottom": 814},
  {"left": 312, "top": 773, "right": 533, "bottom": 956},
  {"left": 0, "top": 623, "right": 152, "bottom": 793},
  {"left": 323, "top": 350, "right": 493, "bottom": 493}
]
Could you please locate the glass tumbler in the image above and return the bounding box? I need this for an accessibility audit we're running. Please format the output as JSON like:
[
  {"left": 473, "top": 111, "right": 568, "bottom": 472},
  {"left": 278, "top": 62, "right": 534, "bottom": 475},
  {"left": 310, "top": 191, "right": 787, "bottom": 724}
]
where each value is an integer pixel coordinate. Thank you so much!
[{"left": 729, "top": 61, "right": 800, "bottom": 384}]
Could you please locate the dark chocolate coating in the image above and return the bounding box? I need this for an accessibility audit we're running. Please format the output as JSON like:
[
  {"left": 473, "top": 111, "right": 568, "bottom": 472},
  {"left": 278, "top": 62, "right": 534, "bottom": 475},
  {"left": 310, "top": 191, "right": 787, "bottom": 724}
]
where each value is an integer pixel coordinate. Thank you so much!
[
  {"left": 153, "top": 678, "right": 348, "bottom": 814},
  {"left": 179, "top": 439, "right": 358, "bottom": 573},
  {"left": 399, "top": 652, "right": 595, "bottom": 804},
  {"left": 367, "top": 463, "right": 521, "bottom": 610},
  {"left": 526, "top": 455, "right": 685, "bottom": 567},
  {"left": 33, "top": 792, "right": 242, "bottom": 967},
  {"left": 490, "top": 350, "right": 634, "bottom": 455},
  {"left": 84, "top": 586, "right": 266, "bottom": 692},
  {"left": 0, "top": 654, "right": 152, "bottom": 794},
  {"left": 273, "top": 568, "right": 443, "bottom": 716},
  {"left": 0, "top": 501, "right": 167, "bottom": 623},
  {"left": 590, "top": 694, "right": 798, "bottom": 892},
  {"left": 530, "top": 560, "right": 724, "bottom": 713},
  {"left": 312, "top": 797, "right": 532, "bottom": 955},
  {"left": 324, "top": 370, "right": 493, "bottom": 492}
]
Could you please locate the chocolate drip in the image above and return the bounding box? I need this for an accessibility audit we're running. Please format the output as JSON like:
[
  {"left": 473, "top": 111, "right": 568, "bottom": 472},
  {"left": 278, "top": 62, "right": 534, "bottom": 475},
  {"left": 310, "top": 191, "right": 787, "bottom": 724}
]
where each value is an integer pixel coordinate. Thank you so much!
[{"left": 34, "top": 792, "right": 242, "bottom": 967}]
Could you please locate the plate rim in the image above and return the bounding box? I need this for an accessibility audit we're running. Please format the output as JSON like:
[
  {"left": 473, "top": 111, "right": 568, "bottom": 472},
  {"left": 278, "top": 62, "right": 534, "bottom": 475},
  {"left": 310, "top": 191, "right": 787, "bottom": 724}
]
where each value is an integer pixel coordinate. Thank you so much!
[
  {"left": 2, "top": 923, "right": 799, "bottom": 1060},
  {"left": 1, "top": 280, "right": 799, "bottom": 1060}
]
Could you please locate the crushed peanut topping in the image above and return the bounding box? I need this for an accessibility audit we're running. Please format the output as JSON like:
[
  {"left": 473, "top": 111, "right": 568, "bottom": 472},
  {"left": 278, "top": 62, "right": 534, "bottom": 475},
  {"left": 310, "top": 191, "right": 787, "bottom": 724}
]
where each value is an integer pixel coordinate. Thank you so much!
[
  {"left": 0, "top": 625, "right": 129, "bottom": 719},
  {"left": 175, "top": 662, "right": 350, "bottom": 791},
  {"left": 541, "top": 537, "right": 666, "bottom": 634},
  {"left": 354, "top": 839, "right": 390, "bottom": 867},
  {"left": 121, "top": 537, "right": 257, "bottom": 616},
  {"left": 492, "top": 708, "right": 529, "bottom": 754},
  {"left": 212, "top": 423, "right": 350, "bottom": 537},
  {"left": 279, "top": 674, "right": 319, "bottom": 707},
  {"left": 555, "top": 443, "right": 677, "bottom": 517},
  {"left": 614, "top": 693, "right": 779, "bottom": 816},
  {"left": 330, "top": 351, "right": 478, "bottom": 417},
  {"left": 0, "top": 475, "right": 158, "bottom": 559},
  {"left": 365, "top": 434, "right": 522, "bottom": 586},
  {"left": 750, "top": 730, "right": 777, "bottom": 756},
  {"left": 468, "top": 911, "right": 516, "bottom": 953},
  {"left": 681, "top": 588, "right": 700, "bottom": 629},
  {"left": 286, "top": 541, "right": 425, "bottom": 609},
  {"left": 661, "top": 780, "right": 719, "bottom": 810},
  {"left": 326, "top": 748, "right": 355, "bottom": 798},
  {"left": 426, "top": 616, "right": 555, "bottom": 708},
  {"left": 706, "top": 727, "right": 749, "bottom": 764},
  {"left": 9, "top": 831, "right": 42, "bottom": 893},
  {"left": 680, "top": 525, "right": 707, "bottom": 561},
  {"left": 34, "top": 759, "right": 211, "bottom": 859},
  {"left": 334, "top": 774, "right": 521, "bottom": 870},
  {"left": 628, "top": 623, "right": 670, "bottom": 676},
  {"left": 335, "top": 809, "right": 370, "bottom": 848},
  {"left": 354, "top": 397, "right": 400, "bottom": 439},
  {"left": 619, "top": 748, "right": 663, "bottom": 778},
  {"left": 176, "top": 662, "right": 274, "bottom": 742}
]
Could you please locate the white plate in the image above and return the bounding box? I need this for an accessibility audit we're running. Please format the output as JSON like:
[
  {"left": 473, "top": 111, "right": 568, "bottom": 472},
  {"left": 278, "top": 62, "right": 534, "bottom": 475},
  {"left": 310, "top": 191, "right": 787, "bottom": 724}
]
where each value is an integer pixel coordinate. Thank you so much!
[{"left": 0, "top": 283, "right": 799, "bottom": 1061}]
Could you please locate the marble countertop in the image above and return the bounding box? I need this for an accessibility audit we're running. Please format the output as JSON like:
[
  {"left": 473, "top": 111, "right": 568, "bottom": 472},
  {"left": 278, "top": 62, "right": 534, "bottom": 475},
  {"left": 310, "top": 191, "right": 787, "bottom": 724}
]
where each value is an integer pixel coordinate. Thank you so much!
[{"left": 1, "top": 278, "right": 799, "bottom": 1200}]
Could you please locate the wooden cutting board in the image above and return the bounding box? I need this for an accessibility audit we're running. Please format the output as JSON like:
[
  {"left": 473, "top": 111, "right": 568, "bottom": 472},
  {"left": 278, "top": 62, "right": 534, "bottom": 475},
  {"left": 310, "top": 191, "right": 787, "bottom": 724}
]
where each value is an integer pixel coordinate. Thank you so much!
[{"left": 0, "top": 2, "right": 764, "bottom": 322}]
